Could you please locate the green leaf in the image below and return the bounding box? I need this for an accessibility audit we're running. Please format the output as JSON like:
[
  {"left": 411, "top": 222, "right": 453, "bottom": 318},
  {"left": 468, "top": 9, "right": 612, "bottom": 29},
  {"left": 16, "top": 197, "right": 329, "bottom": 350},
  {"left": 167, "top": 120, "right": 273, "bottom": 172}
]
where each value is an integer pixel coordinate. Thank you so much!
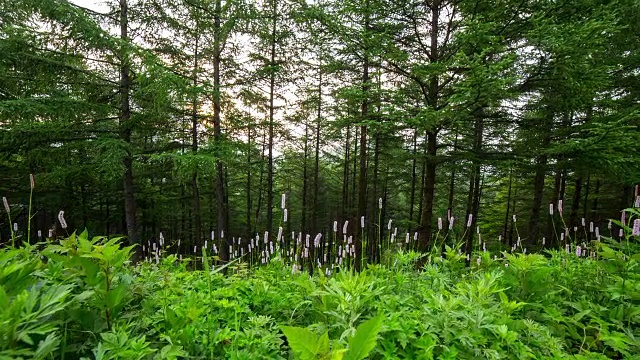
[
  {"left": 344, "top": 315, "right": 383, "bottom": 360},
  {"left": 34, "top": 333, "right": 60, "bottom": 360},
  {"left": 74, "top": 290, "right": 95, "bottom": 302},
  {"left": 74, "top": 257, "right": 101, "bottom": 286},
  {"left": 317, "top": 331, "right": 330, "bottom": 355},
  {"left": 281, "top": 326, "right": 322, "bottom": 360},
  {"left": 601, "top": 330, "right": 630, "bottom": 354},
  {"left": 155, "top": 344, "right": 187, "bottom": 360},
  {"left": 331, "top": 349, "right": 347, "bottom": 360},
  {"left": 0, "top": 286, "right": 8, "bottom": 309},
  {"left": 92, "top": 342, "right": 107, "bottom": 360},
  {"left": 105, "top": 281, "right": 129, "bottom": 311},
  {"left": 100, "top": 332, "right": 119, "bottom": 346}
]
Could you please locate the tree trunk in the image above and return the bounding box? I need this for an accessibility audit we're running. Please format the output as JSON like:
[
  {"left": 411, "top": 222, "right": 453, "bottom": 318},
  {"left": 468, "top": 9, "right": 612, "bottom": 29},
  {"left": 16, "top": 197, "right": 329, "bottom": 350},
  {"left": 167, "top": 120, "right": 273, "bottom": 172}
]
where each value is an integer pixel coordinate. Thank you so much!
[
  {"left": 417, "top": 1, "right": 440, "bottom": 255},
  {"left": 180, "top": 186, "right": 185, "bottom": 246},
  {"left": 529, "top": 111, "right": 552, "bottom": 245},
  {"left": 302, "top": 122, "right": 309, "bottom": 232},
  {"left": 465, "top": 113, "right": 483, "bottom": 255},
  {"left": 547, "top": 165, "right": 562, "bottom": 246},
  {"left": 310, "top": 75, "right": 322, "bottom": 274},
  {"left": 213, "top": 0, "right": 228, "bottom": 261},
  {"left": 371, "top": 134, "right": 380, "bottom": 262},
  {"left": 312, "top": 69, "right": 322, "bottom": 231},
  {"left": 246, "top": 124, "right": 253, "bottom": 237},
  {"left": 620, "top": 185, "right": 633, "bottom": 215},
  {"left": 341, "top": 122, "right": 351, "bottom": 220},
  {"left": 356, "top": 14, "right": 370, "bottom": 270},
  {"left": 592, "top": 179, "right": 600, "bottom": 219},
  {"left": 418, "top": 139, "right": 427, "bottom": 228},
  {"left": 224, "top": 166, "right": 230, "bottom": 232},
  {"left": 105, "top": 195, "right": 110, "bottom": 238},
  {"left": 503, "top": 166, "right": 513, "bottom": 246},
  {"left": 119, "top": 0, "right": 138, "bottom": 247},
  {"left": 255, "top": 130, "right": 267, "bottom": 232},
  {"left": 409, "top": 129, "right": 418, "bottom": 231},
  {"left": 357, "top": 119, "right": 367, "bottom": 271},
  {"left": 582, "top": 173, "right": 590, "bottom": 219},
  {"left": 352, "top": 126, "right": 358, "bottom": 214},
  {"left": 446, "top": 133, "right": 458, "bottom": 232},
  {"left": 529, "top": 153, "right": 547, "bottom": 244},
  {"left": 569, "top": 177, "right": 583, "bottom": 231},
  {"left": 81, "top": 183, "right": 88, "bottom": 229},
  {"left": 508, "top": 186, "right": 518, "bottom": 248},
  {"left": 559, "top": 169, "right": 567, "bottom": 200},
  {"left": 266, "top": 0, "right": 278, "bottom": 238},
  {"left": 465, "top": 170, "right": 474, "bottom": 228},
  {"left": 419, "top": 131, "right": 437, "bottom": 252},
  {"left": 191, "top": 32, "right": 202, "bottom": 246}
]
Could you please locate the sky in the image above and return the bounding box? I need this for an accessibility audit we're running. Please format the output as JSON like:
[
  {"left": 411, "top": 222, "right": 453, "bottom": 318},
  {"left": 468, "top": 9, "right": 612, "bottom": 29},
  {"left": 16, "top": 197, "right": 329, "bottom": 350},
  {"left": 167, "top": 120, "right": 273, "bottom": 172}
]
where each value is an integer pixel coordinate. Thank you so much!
[{"left": 70, "top": 0, "right": 108, "bottom": 12}]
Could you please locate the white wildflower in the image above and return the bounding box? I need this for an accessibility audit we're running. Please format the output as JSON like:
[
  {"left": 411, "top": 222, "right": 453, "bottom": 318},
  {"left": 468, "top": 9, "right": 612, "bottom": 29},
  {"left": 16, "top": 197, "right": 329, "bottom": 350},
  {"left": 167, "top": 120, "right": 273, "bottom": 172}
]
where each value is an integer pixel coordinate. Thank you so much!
[
  {"left": 2, "top": 197, "right": 9, "bottom": 214},
  {"left": 58, "top": 210, "right": 67, "bottom": 229},
  {"left": 633, "top": 219, "right": 640, "bottom": 237}
]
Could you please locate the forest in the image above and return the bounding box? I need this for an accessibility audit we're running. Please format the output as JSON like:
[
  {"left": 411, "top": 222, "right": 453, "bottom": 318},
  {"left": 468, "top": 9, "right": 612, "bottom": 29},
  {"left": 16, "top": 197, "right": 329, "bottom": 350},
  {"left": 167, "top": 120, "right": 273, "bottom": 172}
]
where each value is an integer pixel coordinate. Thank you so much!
[
  {"left": 2, "top": 0, "right": 640, "bottom": 358},
  {"left": 1, "top": 0, "right": 637, "bottom": 256}
]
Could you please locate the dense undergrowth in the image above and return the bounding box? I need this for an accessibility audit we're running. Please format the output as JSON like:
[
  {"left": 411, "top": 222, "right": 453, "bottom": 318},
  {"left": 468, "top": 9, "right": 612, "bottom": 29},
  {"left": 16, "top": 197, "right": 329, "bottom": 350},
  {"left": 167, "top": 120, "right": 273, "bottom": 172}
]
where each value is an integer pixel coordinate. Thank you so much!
[{"left": 2, "top": 210, "right": 640, "bottom": 359}]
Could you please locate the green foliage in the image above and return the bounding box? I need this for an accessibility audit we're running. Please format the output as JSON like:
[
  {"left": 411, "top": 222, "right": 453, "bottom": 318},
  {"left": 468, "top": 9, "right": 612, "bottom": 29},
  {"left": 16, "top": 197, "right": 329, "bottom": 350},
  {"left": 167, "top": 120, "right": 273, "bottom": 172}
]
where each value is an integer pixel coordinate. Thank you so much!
[
  {"left": 0, "top": 246, "right": 71, "bottom": 359},
  {"left": 2, "top": 230, "right": 640, "bottom": 358},
  {"left": 343, "top": 315, "right": 383, "bottom": 360},
  {"left": 42, "top": 231, "right": 135, "bottom": 332},
  {"left": 281, "top": 326, "right": 332, "bottom": 359},
  {"left": 281, "top": 314, "right": 382, "bottom": 360}
]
